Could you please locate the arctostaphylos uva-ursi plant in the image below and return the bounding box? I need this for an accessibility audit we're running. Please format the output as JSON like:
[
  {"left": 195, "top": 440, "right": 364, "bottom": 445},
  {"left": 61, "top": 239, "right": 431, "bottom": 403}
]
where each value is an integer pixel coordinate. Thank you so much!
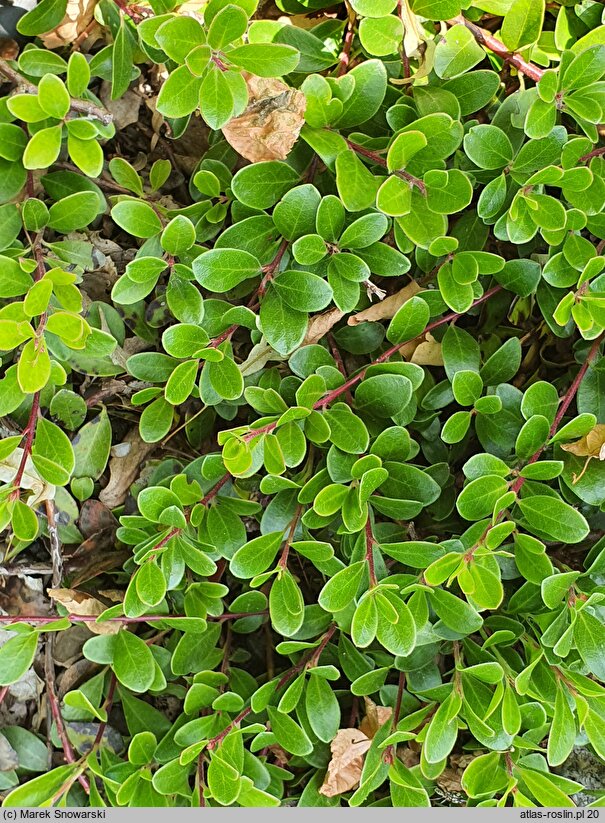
[{"left": 0, "top": 0, "right": 605, "bottom": 809}]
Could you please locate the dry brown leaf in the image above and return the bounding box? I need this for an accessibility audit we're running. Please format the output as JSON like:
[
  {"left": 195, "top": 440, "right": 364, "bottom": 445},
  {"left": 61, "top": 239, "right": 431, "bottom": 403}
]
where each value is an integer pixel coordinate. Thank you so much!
[
  {"left": 47, "top": 589, "right": 119, "bottom": 636},
  {"left": 99, "top": 427, "right": 156, "bottom": 509},
  {"left": 560, "top": 424, "right": 605, "bottom": 483},
  {"left": 319, "top": 729, "right": 372, "bottom": 797},
  {"left": 359, "top": 696, "right": 393, "bottom": 739},
  {"left": 302, "top": 308, "right": 345, "bottom": 345},
  {"left": 561, "top": 424, "right": 605, "bottom": 459},
  {"left": 319, "top": 698, "right": 393, "bottom": 798},
  {"left": 410, "top": 333, "right": 443, "bottom": 366},
  {"left": 40, "top": 0, "right": 98, "bottom": 48},
  {"left": 0, "top": 450, "right": 55, "bottom": 507},
  {"left": 348, "top": 282, "right": 421, "bottom": 325},
  {"left": 222, "top": 73, "right": 306, "bottom": 163},
  {"left": 100, "top": 83, "right": 142, "bottom": 131}
]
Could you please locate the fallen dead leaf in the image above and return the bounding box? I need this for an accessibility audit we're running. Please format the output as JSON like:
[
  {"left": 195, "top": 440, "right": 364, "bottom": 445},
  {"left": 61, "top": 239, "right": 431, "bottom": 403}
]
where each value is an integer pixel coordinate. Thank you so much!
[
  {"left": 223, "top": 73, "right": 306, "bottom": 163},
  {"left": 561, "top": 424, "right": 605, "bottom": 483},
  {"left": 302, "top": 308, "right": 345, "bottom": 346},
  {"left": 319, "top": 728, "right": 372, "bottom": 797},
  {"left": 319, "top": 698, "right": 393, "bottom": 798},
  {"left": 348, "top": 282, "right": 421, "bottom": 325},
  {"left": 40, "top": 0, "right": 98, "bottom": 48},
  {"left": 411, "top": 333, "right": 443, "bottom": 366},
  {"left": 398, "top": 0, "right": 428, "bottom": 60},
  {"left": 240, "top": 340, "right": 286, "bottom": 377},
  {"left": 0, "top": 450, "right": 55, "bottom": 507},
  {"left": 100, "top": 83, "right": 142, "bottom": 131},
  {"left": 359, "top": 696, "right": 393, "bottom": 739},
  {"left": 47, "top": 588, "right": 119, "bottom": 636},
  {"left": 99, "top": 427, "right": 156, "bottom": 509}
]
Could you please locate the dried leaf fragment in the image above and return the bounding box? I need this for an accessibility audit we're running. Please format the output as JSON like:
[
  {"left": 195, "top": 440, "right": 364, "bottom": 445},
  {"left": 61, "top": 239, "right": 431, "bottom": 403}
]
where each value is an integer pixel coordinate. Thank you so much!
[
  {"left": 319, "top": 698, "right": 393, "bottom": 798},
  {"left": 222, "top": 73, "right": 306, "bottom": 163},
  {"left": 348, "top": 282, "right": 421, "bottom": 325},
  {"left": 302, "top": 308, "right": 345, "bottom": 345},
  {"left": 410, "top": 333, "right": 443, "bottom": 366},
  {"left": 319, "top": 728, "right": 371, "bottom": 797},
  {"left": 99, "top": 428, "right": 156, "bottom": 509},
  {"left": 561, "top": 424, "right": 605, "bottom": 483},
  {"left": 359, "top": 696, "right": 393, "bottom": 738},
  {"left": 47, "top": 588, "right": 119, "bottom": 635},
  {"left": 39, "top": 0, "right": 98, "bottom": 48}
]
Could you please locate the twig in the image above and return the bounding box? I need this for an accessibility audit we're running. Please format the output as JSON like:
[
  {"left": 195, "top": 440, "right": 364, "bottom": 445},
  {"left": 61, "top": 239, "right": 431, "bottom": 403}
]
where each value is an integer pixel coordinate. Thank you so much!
[
  {"left": 0, "top": 611, "right": 268, "bottom": 626},
  {"left": 337, "top": 2, "right": 356, "bottom": 77},
  {"left": 365, "top": 519, "right": 378, "bottom": 588},
  {"left": 45, "top": 640, "right": 90, "bottom": 792},
  {"left": 510, "top": 331, "right": 605, "bottom": 494},
  {"left": 0, "top": 60, "right": 113, "bottom": 125},
  {"left": 344, "top": 137, "right": 426, "bottom": 193},
  {"left": 447, "top": 16, "right": 544, "bottom": 82},
  {"left": 207, "top": 625, "right": 337, "bottom": 750},
  {"left": 579, "top": 146, "right": 605, "bottom": 163},
  {"left": 258, "top": 238, "right": 289, "bottom": 297},
  {"left": 45, "top": 501, "right": 62, "bottom": 589},
  {"left": 242, "top": 285, "right": 503, "bottom": 444}
]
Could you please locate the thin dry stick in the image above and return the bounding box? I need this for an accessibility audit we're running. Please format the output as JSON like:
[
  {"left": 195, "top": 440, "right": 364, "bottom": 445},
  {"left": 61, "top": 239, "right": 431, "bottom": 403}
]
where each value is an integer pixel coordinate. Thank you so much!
[
  {"left": 448, "top": 15, "right": 544, "bottom": 82},
  {"left": 0, "top": 60, "right": 113, "bottom": 125}
]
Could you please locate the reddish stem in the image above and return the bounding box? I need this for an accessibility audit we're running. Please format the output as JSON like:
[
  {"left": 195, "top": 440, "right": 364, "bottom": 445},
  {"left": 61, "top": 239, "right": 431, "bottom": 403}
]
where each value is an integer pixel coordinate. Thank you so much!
[
  {"left": 0, "top": 611, "right": 267, "bottom": 626},
  {"left": 510, "top": 332, "right": 604, "bottom": 494},
  {"left": 345, "top": 138, "right": 426, "bottom": 193},
  {"left": 449, "top": 15, "right": 544, "bottom": 82},
  {"left": 257, "top": 238, "right": 289, "bottom": 297},
  {"left": 337, "top": 6, "right": 356, "bottom": 77},
  {"left": 207, "top": 625, "right": 337, "bottom": 750},
  {"left": 579, "top": 146, "right": 605, "bottom": 163},
  {"left": 365, "top": 519, "right": 378, "bottom": 588}
]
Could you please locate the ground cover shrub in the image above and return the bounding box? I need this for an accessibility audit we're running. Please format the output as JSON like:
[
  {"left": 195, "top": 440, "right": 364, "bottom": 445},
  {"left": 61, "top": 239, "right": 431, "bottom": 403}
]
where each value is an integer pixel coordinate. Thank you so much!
[{"left": 0, "top": 0, "right": 605, "bottom": 808}]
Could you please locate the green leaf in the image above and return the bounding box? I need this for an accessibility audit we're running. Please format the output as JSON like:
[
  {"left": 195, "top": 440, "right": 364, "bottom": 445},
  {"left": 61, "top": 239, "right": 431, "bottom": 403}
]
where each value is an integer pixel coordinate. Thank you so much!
[
  {"left": 112, "top": 201, "right": 163, "bottom": 238},
  {"left": 227, "top": 43, "right": 300, "bottom": 77},
  {"left": 305, "top": 674, "right": 340, "bottom": 743},
  {"left": 230, "top": 531, "right": 284, "bottom": 579},
  {"left": 574, "top": 610, "right": 605, "bottom": 680},
  {"left": 518, "top": 496, "right": 590, "bottom": 543},
  {"left": 23, "top": 125, "right": 62, "bottom": 170},
  {"left": 501, "top": 0, "right": 545, "bottom": 51},
  {"left": 0, "top": 632, "right": 37, "bottom": 686},
  {"left": 266, "top": 707, "right": 313, "bottom": 756},
  {"left": 113, "top": 630, "right": 156, "bottom": 693},
  {"left": 335, "top": 150, "right": 380, "bottom": 212},
  {"left": 72, "top": 408, "right": 112, "bottom": 480},
  {"left": 318, "top": 561, "right": 365, "bottom": 612},
  {"left": 232, "top": 161, "right": 300, "bottom": 209},
  {"left": 463, "top": 125, "right": 514, "bottom": 170},
  {"left": 17, "top": 0, "right": 67, "bottom": 36},
  {"left": 434, "top": 24, "right": 485, "bottom": 79},
  {"left": 156, "top": 65, "right": 202, "bottom": 118}
]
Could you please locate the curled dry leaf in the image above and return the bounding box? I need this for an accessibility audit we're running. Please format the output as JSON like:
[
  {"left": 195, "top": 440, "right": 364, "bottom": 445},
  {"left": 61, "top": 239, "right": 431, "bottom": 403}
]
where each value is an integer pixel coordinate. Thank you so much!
[
  {"left": 40, "top": 0, "right": 98, "bottom": 49},
  {"left": 239, "top": 340, "right": 286, "bottom": 377},
  {"left": 99, "top": 427, "right": 156, "bottom": 509},
  {"left": 410, "top": 332, "right": 443, "bottom": 366},
  {"left": 348, "top": 282, "right": 421, "bottom": 325},
  {"left": 47, "top": 588, "right": 119, "bottom": 636},
  {"left": 319, "top": 728, "right": 372, "bottom": 797},
  {"left": 222, "top": 73, "right": 306, "bottom": 163},
  {"left": 359, "top": 696, "right": 393, "bottom": 738},
  {"left": 100, "top": 83, "right": 142, "bottom": 132},
  {"left": 561, "top": 424, "right": 605, "bottom": 459},
  {"left": 0, "top": 450, "right": 55, "bottom": 507},
  {"left": 319, "top": 698, "right": 393, "bottom": 798},
  {"left": 560, "top": 423, "right": 605, "bottom": 483},
  {"left": 302, "top": 307, "right": 346, "bottom": 346}
]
